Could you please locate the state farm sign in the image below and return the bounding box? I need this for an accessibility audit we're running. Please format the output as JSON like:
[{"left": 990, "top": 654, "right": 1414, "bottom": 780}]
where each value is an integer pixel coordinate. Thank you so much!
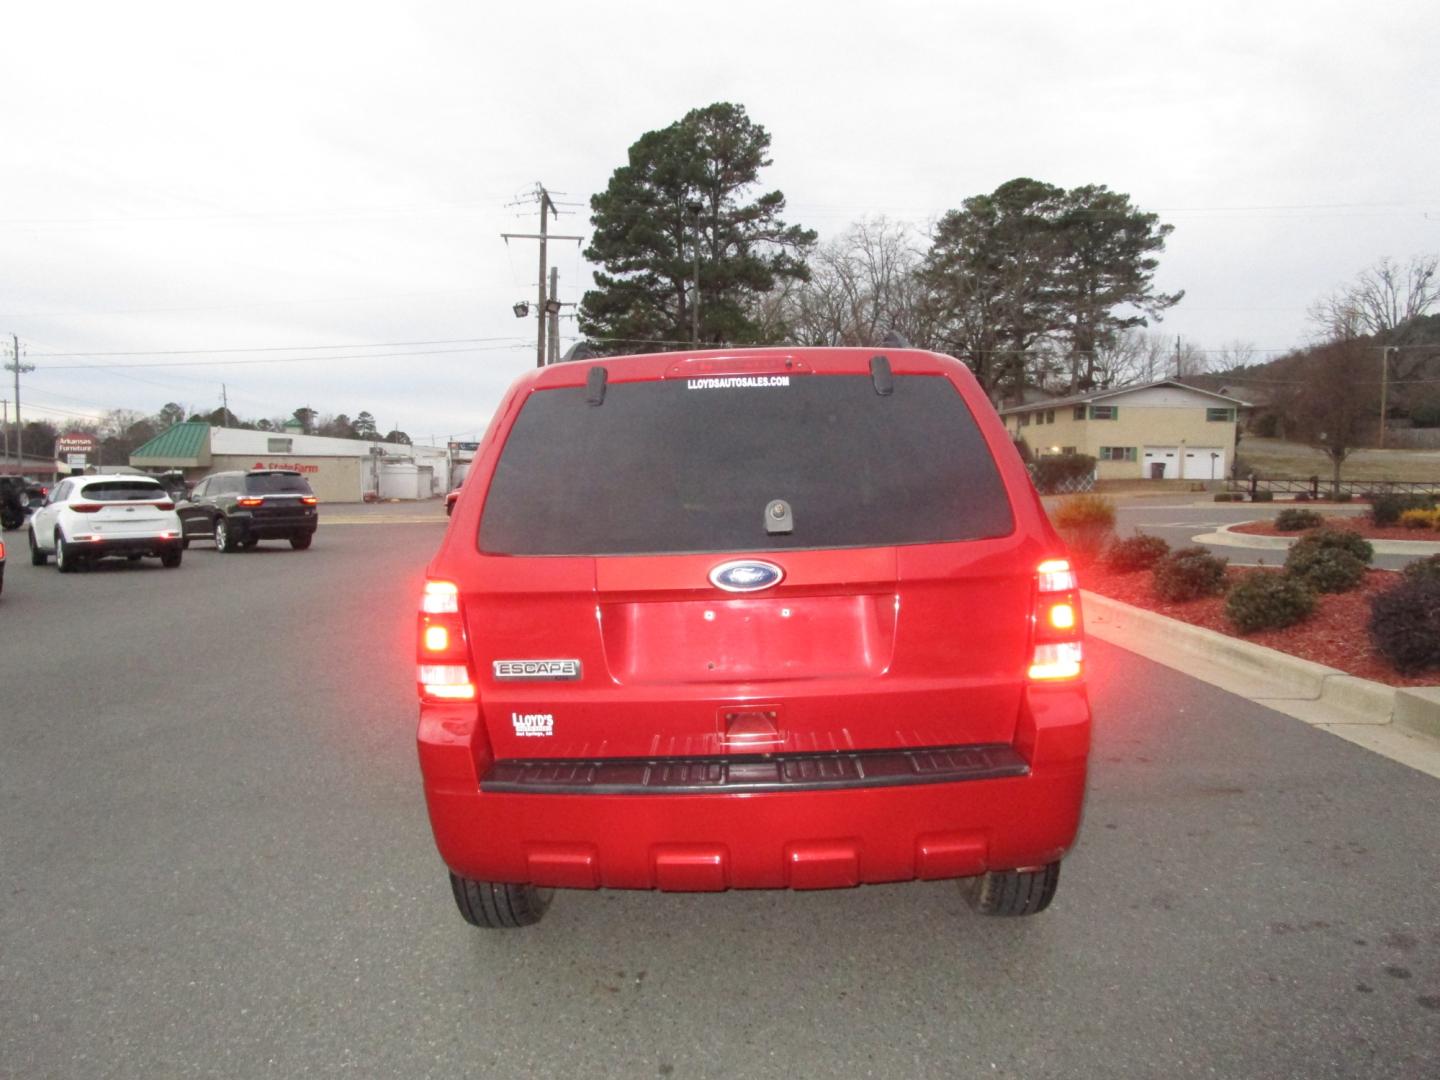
[{"left": 252, "top": 461, "right": 321, "bottom": 474}]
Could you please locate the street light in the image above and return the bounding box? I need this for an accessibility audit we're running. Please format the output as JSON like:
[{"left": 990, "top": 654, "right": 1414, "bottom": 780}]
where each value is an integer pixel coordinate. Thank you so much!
[{"left": 512, "top": 301, "right": 530, "bottom": 318}]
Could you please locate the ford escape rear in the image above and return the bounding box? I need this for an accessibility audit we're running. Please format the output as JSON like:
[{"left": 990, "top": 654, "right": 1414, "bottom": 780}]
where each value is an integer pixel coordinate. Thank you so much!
[{"left": 417, "top": 348, "right": 1091, "bottom": 927}]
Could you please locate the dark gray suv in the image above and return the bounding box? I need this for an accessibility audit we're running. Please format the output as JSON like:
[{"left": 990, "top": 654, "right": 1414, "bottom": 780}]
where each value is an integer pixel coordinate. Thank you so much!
[{"left": 177, "top": 469, "right": 318, "bottom": 552}]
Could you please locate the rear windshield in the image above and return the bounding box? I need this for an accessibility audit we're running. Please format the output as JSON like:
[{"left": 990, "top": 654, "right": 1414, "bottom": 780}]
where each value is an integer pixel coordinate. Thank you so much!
[
  {"left": 480, "top": 373, "right": 1014, "bottom": 556},
  {"left": 79, "top": 481, "right": 165, "bottom": 502},
  {"left": 246, "top": 472, "right": 313, "bottom": 495}
]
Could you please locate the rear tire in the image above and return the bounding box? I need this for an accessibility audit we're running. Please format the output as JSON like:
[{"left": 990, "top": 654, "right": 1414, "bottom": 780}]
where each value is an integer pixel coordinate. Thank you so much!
[
  {"left": 160, "top": 547, "right": 182, "bottom": 568},
  {"left": 214, "top": 518, "right": 234, "bottom": 553},
  {"left": 964, "top": 862, "right": 1061, "bottom": 917},
  {"left": 29, "top": 528, "right": 47, "bottom": 565},
  {"left": 289, "top": 532, "right": 313, "bottom": 550},
  {"left": 55, "top": 530, "right": 75, "bottom": 574},
  {"left": 449, "top": 873, "right": 553, "bottom": 928}
]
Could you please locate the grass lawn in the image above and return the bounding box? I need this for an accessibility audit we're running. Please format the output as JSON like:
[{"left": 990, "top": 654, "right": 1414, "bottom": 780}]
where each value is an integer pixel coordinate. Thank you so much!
[{"left": 1240, "top": 436, "right": 1440, "bottom": 480}]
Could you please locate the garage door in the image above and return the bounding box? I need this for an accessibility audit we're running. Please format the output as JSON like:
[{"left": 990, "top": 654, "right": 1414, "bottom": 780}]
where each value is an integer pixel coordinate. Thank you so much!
[
  {"left": 1183, "top": 447, "right": 1226, "bottom": 480},
  {"left": 1142, "top": 446, "right": 1179, "bottom": 479}
]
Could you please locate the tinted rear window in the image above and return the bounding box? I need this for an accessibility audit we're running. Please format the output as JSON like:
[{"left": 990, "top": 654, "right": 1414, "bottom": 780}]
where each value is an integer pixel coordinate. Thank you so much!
[
  {"left": 246, "top": 472, "right": 313, "bottom": 495},
  {"left": 480, "top": 373, "right": 1014, "bottom": 555},
  {"left": 79, "top": 481, "right": 165, "bottom": 502}
]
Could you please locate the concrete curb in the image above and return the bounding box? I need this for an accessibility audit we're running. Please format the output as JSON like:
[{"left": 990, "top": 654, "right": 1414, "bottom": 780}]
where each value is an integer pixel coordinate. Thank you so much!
[
  {"left": 1081, "top": 589, "right": 1440, "bottom": 779},
  {"left": 1196, "top": 522, "right": 1440, "bottom": 555}
]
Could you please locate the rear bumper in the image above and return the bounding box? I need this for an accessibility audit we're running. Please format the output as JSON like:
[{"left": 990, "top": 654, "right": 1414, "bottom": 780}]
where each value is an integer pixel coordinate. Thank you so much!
[
  {"left": 71, "top": 535, "right": 181, "bottom": 558},
  {"left": 233, "top": 514, "right": 316, "bottom": 539},
  {"left": 417, "top": 686, "right": 1090, "bottom": 891}
]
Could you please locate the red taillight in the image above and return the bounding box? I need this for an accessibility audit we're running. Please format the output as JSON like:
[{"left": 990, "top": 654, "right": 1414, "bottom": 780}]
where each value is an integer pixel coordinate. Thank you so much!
[
  {"left": 155, "top": 501, "right": 175, "bottom": 511},
  {"left": 1029, "top": 559, "right": 1083, "bottom": 681},
  {"left": 237, "top": 497, "right": 263, "bottom": 507},
  {"left": 418, "top": 580, "right": 475, "bottom": 701},
  {"left": 301, "top": 495, "right": 318, "bottom": 506},
  {"left": 0, "top": 539, "right": 6, "bottom": 560},
  {"left": 69, "top": 503, "right": 101, "bottom": 513}
]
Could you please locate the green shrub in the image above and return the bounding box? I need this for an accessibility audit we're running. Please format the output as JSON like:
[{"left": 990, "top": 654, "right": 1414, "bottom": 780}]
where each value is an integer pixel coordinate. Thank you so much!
[
  {"left": 1032, "top": 453, "right": 1097, "bottom": 493},
  {"left": 1274, "top": 508, "right": 1323, "bottom": 531},
  {"left": 1225, "top": 572, "right": 1316, "bottom": 633},
  {"left": 1293, "top": 527, "right": 1372, "bottom": 564},
  {"left": 1371, "top": 492, "right": 1435, "bottom": 526},
  {"left": 1251, "top": 490, "right": 1274, "bottom": 503},
  {"left": 1286, "top": 546, "right": 1367, "bottom": 593},
  {"left": 1401, "top": 554, "right": 1440, "bottom": 586},
  {"left": 1105, "top": 534, "right": 1171, "bottom": 572},
  {"left": 1369, "top": 578, "right": 1440, "bottom": 674},
  {"left": 1152, "top": 547, "right": 1229, "bottom": 602}
]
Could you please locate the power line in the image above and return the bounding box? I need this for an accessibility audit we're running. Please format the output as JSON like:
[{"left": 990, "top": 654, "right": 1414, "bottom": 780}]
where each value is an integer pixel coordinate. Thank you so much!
[
  {"left": 31, "top": 336, "right": 524, "bottom": 358},
  {"left": 38, "top": 343, "right": 529, "bottom": 370}
]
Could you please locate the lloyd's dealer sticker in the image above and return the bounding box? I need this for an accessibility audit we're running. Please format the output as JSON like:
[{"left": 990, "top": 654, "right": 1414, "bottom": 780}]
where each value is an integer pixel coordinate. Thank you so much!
[{"left": 511, "top": 712, "right": 554, "bottom": 737}]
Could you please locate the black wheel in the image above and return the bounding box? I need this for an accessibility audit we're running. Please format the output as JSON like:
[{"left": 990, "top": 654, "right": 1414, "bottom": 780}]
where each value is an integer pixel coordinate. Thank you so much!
[
  {"left": 241, "top": 537, "right": 259, "bottom": 549},
  {"left": 964, "top": 862, "right": 1061, "bottom": 917},
  {"left": 127, "top": 554, "right": 143, "bottom": 562},
  {"left": 214, "top": 518, "right": 234, "bottom": 552},
  {"left": 181, "top": 537, "right": 190, "bottom": 550},
  {"left": 29, "top": 528, "right": 47, "bottom": 566},
  {"left": 160, "top": 546, "right": 182, "bottom": 569},
  {"left": 449, "top": 873, "right": 553, "bottom": 928},
  {"left": 55, "top": 530, "right": 75, "bottom": 574},
  {"left": 289, "top": 532, "right": 313, "bottom": 550}
]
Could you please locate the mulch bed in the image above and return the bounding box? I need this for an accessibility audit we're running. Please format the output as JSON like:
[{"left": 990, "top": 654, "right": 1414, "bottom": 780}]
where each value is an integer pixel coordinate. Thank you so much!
[
  {"left": 1080, "top": 562, "right": 1436, "bottom": 688},
  {"left": 1229, "top": 515, "right": 1440, "bottom": 544}
]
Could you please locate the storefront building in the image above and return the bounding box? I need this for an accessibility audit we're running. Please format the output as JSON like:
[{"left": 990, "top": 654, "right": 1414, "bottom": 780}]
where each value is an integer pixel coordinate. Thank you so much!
[{"left": 130, "top": 423, "right": 450, "bottom": 503}]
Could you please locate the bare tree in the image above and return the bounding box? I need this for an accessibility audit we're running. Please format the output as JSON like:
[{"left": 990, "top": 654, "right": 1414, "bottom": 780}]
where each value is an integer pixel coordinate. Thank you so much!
[
  {"left": 1277, "top": 340, "right": 1380, "bottom": 495},
  {"left": 1210, "top": 340, "right": 1258, "bottom": 373},
  {"left": 1309, "top": 254, "right": 1439, "bottom": 342},
  {"left": 774, "top": 218, "right": 933, "bottom": 348}
]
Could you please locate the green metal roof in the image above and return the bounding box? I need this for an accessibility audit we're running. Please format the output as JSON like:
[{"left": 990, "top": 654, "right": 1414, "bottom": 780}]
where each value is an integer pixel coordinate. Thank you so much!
[{"left": 131, "top": 422, "right": 211, "bottom": 463}]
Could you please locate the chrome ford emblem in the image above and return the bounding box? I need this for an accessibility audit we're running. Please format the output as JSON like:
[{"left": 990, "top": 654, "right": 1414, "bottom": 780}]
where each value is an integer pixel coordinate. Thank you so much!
[{"left": 709, "top": 559, "right": 784, "bottom": 593}]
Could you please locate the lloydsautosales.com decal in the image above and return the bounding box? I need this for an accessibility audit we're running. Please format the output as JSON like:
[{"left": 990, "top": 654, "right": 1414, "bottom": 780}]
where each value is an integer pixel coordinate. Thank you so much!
[{"left": 685, "top": 375, "right": 790, "bottom": 390}]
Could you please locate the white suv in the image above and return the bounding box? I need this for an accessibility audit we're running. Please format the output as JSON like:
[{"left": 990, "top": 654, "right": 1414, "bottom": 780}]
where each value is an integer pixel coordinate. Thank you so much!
[{"left": 29, "top": 474, "right": 184, "bottom": 572}]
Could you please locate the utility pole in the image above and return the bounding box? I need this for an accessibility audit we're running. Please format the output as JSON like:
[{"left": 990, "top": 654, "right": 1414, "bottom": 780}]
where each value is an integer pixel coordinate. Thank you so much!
[
  {"left": 6, "top": 335, "right": 36, "bottom": 467},
  {"left": 548, "top": 267, "right": 560, "bottom": 365},
  {"left": 222, "top": 383, "right": 229, "bottom": 425},
  {"left": 1174, "top": 336, "right": 1182, "bottom": 379},
  {"left": 1379, "top": 346, "right": 1395, "bottom": 449},
  {"left": 1, "top": 399, "right": 8, "bottom": 461},
  {"left": 688, "top": 201, "right": 702, "bottom": 347},
  {"left": 500, "top": 184, "right": 583, "bottom": 368}
]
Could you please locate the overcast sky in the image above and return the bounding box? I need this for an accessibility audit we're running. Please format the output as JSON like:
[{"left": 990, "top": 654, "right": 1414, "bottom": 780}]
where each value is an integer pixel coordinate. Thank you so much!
[{"left": 2, "top": 1, "right": 1436, "bottom": 444}]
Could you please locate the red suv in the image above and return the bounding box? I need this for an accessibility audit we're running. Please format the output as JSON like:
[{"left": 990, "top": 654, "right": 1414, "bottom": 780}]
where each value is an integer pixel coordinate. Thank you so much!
[{"left": 417, "top": 348, "right": 1090, "bottom": 927}]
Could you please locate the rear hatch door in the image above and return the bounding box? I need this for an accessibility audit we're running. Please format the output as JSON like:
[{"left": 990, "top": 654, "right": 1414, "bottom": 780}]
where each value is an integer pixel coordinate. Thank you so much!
[
  {"left": 462, "top": 358, "right": 1033, "bottom": 760},
  {"left": 76, "top": 481, "right": 174, "bottom": 537}
]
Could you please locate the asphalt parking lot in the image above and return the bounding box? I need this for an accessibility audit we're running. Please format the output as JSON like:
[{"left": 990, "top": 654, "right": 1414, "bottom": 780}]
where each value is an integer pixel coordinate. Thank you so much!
[{"left": 2, "top": 513, "right": 1437, "bottom": 1079}]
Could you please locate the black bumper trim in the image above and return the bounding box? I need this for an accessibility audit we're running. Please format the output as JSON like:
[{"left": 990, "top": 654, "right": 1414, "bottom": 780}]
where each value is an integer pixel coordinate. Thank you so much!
[{"left": 481, "top": 744, "right": 1029, "bottom": 795}]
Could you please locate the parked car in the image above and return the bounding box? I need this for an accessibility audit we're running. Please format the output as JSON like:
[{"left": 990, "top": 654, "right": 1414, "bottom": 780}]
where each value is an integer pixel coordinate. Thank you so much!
[
  {"left": 177, "top": 469, "right": 318, "bottom": 552},
  {"left": 416, "top": 348, "right": 1092, "bottom": 928},
  {"left": 28, "top": 474, "right": 183, "bottom": 572},
  {"left": 0, "top": 477, "right": 46, "bottom": 530}
]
